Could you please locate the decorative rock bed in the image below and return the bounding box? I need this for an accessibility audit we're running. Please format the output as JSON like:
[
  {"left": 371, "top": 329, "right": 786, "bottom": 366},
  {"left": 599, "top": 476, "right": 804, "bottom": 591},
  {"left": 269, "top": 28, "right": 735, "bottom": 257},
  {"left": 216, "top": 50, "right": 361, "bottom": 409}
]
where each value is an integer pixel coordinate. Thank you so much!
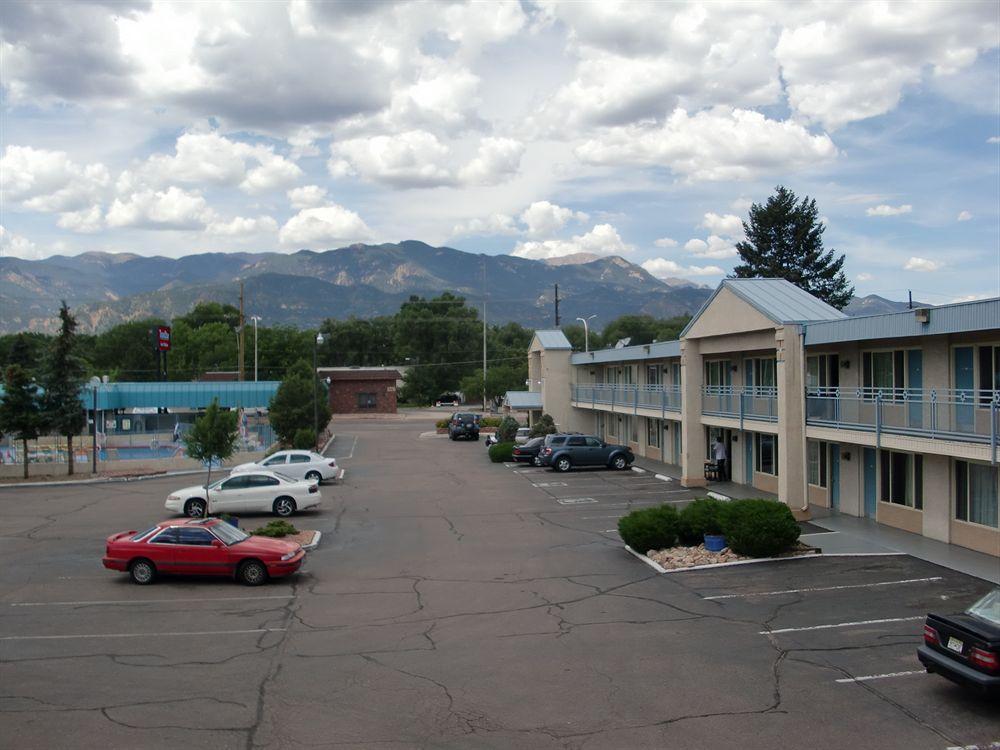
[{"left": 646, "top": 541, "right": 819, "bottom": 570}]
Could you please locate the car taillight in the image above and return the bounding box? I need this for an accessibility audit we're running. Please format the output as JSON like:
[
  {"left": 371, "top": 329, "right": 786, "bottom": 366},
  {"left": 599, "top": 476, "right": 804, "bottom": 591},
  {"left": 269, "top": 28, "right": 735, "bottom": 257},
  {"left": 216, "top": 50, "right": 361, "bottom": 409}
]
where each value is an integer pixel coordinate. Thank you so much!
[
  {"left": 308, "top": 485, "right": 318, "bottom": 494},
  {"left": 922, "top": 624, "right": 939, "bottom": 645},
  {"left": 970, "top": 647, "right": 999, "bottom": 672},
  {"left": 542, "top": 447, "right": 552, "bottom": 455}
]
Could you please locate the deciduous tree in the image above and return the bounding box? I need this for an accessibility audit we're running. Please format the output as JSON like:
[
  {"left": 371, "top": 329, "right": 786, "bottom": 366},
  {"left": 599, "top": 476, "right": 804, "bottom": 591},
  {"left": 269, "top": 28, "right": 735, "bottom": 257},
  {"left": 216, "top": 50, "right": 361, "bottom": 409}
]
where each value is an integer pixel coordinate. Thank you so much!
[{"left": 182, "top": 399, "right": 239, "bottom": 514}]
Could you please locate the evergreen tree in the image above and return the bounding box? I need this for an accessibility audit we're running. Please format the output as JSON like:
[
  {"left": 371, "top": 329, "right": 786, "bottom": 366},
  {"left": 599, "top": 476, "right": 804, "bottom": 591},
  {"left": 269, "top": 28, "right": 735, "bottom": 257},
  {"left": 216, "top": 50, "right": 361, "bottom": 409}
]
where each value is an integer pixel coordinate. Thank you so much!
[
  {"left": 269, "top": 360, "right": 330, "bottom": 445},
  {"left": 41, "top": 302, "right": 88, "bottom": 475},
  {"left": 0, "top": 365, "right": 42, "bottom": 479},
  {"left": 182, "top": 399, "right": 239, "bottom": 515},
  {"left": 733, "top": 186, "right": 854, "bottom": 309}
]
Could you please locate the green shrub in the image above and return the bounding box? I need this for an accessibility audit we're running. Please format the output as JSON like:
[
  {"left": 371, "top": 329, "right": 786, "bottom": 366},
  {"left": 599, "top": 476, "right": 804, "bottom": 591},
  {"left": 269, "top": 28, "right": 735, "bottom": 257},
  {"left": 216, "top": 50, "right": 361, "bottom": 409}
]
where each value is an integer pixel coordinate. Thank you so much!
[
  {"left": 497, "top": 416, "right": 520, "bottom": 442},
  {"left": 292, "top": 427, "right": 316, "bottom": 450},
  {"left": 529, "top": 413, "right": 557, "bottom": 438},
  {"left": 678, "top": 498, "right": 729, "bottom": 544},
  {"left": 618, "top": 505, "right": 679, "bottom": 553},
  {"left": 251, "top": 520, "right": 299, "bottom": 538},
  {"left": 479, "top": 417, "right": 502, "bottom": 428},
  {"left": 435, "top": 418, "right": 450, "bottom": 429},
  {"left": 488, "top": 441, "right": 515, "bottom": 463},
  {"left": 722, "top": 499, "right": 800, "bottom": 557}
]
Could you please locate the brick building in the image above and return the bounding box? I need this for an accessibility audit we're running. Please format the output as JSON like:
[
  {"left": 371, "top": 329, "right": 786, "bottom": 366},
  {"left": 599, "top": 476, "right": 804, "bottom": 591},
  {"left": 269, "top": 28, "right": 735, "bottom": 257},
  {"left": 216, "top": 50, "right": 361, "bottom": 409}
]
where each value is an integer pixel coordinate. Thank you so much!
[{"left": 321, "top": 369, "right": 402, "bottom": 414}]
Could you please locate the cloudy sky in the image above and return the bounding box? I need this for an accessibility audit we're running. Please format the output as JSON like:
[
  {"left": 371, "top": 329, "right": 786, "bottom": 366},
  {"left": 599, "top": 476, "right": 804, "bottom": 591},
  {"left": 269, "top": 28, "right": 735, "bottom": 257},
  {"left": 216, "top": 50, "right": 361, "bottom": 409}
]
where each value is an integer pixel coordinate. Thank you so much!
[{"left": 1, "top": 0, "right": 998, "bottom": 302}]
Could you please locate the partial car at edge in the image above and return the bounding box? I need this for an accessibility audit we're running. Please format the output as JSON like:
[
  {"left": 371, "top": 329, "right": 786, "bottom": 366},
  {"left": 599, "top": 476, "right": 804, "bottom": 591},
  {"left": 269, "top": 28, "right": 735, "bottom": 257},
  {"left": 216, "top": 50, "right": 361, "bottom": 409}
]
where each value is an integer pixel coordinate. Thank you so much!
[{"left": 918, "top": 587, "right": 1000, "bottom": 694}]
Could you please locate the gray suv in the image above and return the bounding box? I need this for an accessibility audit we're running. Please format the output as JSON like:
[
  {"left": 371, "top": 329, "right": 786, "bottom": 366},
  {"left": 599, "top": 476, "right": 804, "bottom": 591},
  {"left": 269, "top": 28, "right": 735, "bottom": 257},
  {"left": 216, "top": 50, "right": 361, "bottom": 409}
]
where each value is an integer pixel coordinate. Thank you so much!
[
  {"left": 448, "top": 412, "right": 480, "bottom": 440},
  {"left": 538, "top": 434, "right": 634, "bottom": 472}
]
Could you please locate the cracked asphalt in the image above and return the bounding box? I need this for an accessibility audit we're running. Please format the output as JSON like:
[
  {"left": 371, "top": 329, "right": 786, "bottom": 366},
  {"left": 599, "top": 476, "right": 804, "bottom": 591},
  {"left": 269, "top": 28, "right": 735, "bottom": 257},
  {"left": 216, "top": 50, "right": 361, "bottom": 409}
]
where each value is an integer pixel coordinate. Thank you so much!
[{"left": 1, "top": 413, "right": 998, "bottom": 749}]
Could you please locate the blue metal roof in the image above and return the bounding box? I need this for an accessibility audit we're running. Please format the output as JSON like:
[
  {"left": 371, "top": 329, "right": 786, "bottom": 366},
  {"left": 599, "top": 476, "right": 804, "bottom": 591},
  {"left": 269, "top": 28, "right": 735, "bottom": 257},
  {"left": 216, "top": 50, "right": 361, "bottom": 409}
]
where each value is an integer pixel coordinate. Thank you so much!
[
  {"left": 804, "top": 297, "right": 1000, "bottom": 345},
  {"left": 680, "top": 278, "right": 845, "bottom": 337},
  {"left": 0, "top": 381, "right": 280, "bottom": 411},
  {"left": 570, "top": 339, "right": 680, "bottom": 365},
  {"left": 504, "top": 391, "right": 543, "bottom": 409},
  {"left": 532, "top": 330, "right": 572, "bottom": 350}
]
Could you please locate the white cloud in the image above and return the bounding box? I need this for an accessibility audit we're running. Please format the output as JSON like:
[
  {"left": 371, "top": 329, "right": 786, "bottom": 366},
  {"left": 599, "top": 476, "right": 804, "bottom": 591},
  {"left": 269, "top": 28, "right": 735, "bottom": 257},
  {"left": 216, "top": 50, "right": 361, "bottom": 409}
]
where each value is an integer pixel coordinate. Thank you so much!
[
  {"left": 457, "top": 137, "right": 525, "bottom": 186},
  {"left": 240, "top": 152, "right": 303, "bottom": 194},
  {"left": 278, "top": 204, "right": 373, "bottom": 247},
  {"left": 856, "top": 272, "right": 873, "bottom": 282},
  {"left": 904, "top": 257, "right": 942, "bottom": 272},
  {"left": 575, "top": 107, "right": 837, "bottom": 181},
  {"left": 287, "top": 185, "right": 328, "bottom": 209},
  {"left": 0, "top": 145, "right": 110, "bottom": 212},
  {"left": 519, "top": 201, "right": 588, "bottom": 237},
  {"left": 642, "top": 258, "right": 724, "bottom": 278},
  {"left": 730, "top": 196, "right": 753, "bottom": 213},
  {"left": 683, "top": 235, "right": 738, "bottom": 259},
  {"left": 654, "top": 237, "right": 678, "bottom": 248},
  {"left": 105, "top": 187, "right": 213, "bottom": 230},
  {"left": 451, "top": 214, "right": 519, "bottom": 238},
  {"left": 511, "top": 223, "right": 632, "bottom": 260},
  {"left": 329, "top": 130, "right": 453, "bottom": 187},
  {"left": 952, "top": 293, "right": 989, "bottom": 303},
  {"left": 866, "top": 204, "right": 912, "bottom": 217},
  {"left": 989, "top": 136, "right": 1000, "bottom": 144},
  {"left": 208, "top": 215, "right": 279, "bottom": 237},
  {"left": 957, "top": 210, "right": 973, "bottom": 221},
  {"left": 56, "top": 205, "right": 103, "bottom": 234},
  {"left": 700, "top": 212, "right": 744, "bottom": 239},
  {"left": 0, "top": 225, "right": 44, "bottom": 260}
]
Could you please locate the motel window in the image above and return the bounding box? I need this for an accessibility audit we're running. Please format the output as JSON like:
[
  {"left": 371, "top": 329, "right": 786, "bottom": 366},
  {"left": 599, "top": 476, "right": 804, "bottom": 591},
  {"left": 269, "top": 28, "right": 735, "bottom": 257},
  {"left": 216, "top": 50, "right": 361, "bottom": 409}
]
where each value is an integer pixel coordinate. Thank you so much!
[
  {"left": 705, "top": 360, "right": 731, "bottom": 388},
  {"left": 879, "top": 450, "right": 923, "bottom": 509},
  {"left": 754, "top": 433, "right": 778, "bottom": 476},
  {"left": 751, "top": 358, "right": 776, "bottom": 390},
  {"left": 671, "top": 363, "right": 681, "bottom": 387},
  {"left": 862, "top": 350, "right": 914, "bottom": 394},
  {"left": 807, "top": 440, "right": 827, "bottom": 488},
  {"left": 607, "top": 415, "right": 618, "bottom": 438},
  {"left": 806, "top": 354, "right": 840, "bottom": 392},
  {"left": 647, "top": 418, "right": 660, "bottom": 448},
  {"left": 647, "top": 366, "right": 661, "bottom": 386},
  {"left": 356, "top": 392, "right": 377, "bottom": 409},
  {"left": 625, "top": 415, "right": 638, "bottom": 443},
  {"left": 977, "top": 345, "right": 1000, "bottom": 407},
  {"left": 955, "top": 461, "right": 999, "bottom": 528}
]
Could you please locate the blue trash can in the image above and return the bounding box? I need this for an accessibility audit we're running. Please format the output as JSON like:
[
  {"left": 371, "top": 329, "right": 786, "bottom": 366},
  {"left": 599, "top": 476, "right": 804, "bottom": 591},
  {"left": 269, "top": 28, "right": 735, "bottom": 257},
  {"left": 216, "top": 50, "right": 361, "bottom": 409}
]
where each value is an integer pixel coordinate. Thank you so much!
[{"left": 703, "top": 533, "right": 726, "bottom": 552}]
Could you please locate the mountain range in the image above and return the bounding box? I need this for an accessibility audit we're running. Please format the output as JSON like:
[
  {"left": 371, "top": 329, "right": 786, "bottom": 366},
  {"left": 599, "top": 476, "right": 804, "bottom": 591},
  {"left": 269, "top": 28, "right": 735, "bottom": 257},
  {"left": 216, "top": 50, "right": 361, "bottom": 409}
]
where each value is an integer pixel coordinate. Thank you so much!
[{"left": 0, "top": 241, "right": 927, "bottom": 334}]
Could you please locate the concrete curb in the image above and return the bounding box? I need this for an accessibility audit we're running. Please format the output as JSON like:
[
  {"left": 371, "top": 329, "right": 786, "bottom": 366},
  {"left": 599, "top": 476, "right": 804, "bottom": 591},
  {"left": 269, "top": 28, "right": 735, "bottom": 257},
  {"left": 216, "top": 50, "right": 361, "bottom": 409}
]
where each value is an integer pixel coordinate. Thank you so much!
[
  {"left": 0, "top": 468, "right": 207, "bottom": 490},
  {"left": 320, "top": 433, "right": 337, "bottom": 456},
  {"left": 625, "top": 543, "right": 826, "bottom": 574},
  {"left": 301, "top": 530, "right": 322, "bottom": 551}
]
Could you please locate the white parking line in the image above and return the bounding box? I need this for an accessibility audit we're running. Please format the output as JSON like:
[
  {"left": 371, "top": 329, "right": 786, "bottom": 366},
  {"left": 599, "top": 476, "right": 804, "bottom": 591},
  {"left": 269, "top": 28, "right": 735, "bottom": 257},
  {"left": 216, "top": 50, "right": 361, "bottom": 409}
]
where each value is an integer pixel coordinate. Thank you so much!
[
  {"left": 704, "top": 577, "right": 943, "bottom": 600},
  {"left": 799, "top": 531, "right": 841, "bottom": 537},
  {"left": 580, "top": 515, "right": 625, "bottom": 520},
  {"left": 835, "top": 670, "right": 925, "bottom": 683},
  {"left": 532, "top": 482, "right": 567, "bottom": 487},
  {"left": 630, "top": 466, "right": 646, "bottom": 473},
  {"left": 761, "top": 616, "right": 923, "bottom": 635},
  {"left": 556, "top": 497, "right": 599, "bottom": 505},
  {"left": 10, "top": 595, "right": 296, "bottom": 607},
  {"left": 945, "top": 744, "right": 1000, "bottom": 750},
  {"left": 0, "top": 628, "right": 288, "bottom": 641}
]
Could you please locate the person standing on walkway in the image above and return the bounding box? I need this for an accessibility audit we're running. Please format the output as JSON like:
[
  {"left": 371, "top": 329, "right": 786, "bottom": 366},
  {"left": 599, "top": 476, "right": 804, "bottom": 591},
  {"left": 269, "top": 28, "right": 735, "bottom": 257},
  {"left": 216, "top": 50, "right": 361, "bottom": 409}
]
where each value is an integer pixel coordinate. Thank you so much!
[{"left": 713, "top": 437, "right": 728, "bottom": 481}]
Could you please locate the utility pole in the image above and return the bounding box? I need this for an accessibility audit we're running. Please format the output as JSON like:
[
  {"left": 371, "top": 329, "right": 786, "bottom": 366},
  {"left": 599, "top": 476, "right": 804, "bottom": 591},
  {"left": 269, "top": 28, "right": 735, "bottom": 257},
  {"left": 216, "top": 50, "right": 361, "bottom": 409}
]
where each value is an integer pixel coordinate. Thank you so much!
[
  {"left": 908, "top": 290, "right": 913, "bottom": 310},
  {"left": 238, "top": 282, "right": 246, "bottom": 381},
  {"left": 250, "top": 315, "right": 262, "bottom": 381},
  {"left": 554, "top": 283, "right": 560, "bottom": 326},
  {"left": 482, "top": 259, "right": 487, "bottom": 412}
]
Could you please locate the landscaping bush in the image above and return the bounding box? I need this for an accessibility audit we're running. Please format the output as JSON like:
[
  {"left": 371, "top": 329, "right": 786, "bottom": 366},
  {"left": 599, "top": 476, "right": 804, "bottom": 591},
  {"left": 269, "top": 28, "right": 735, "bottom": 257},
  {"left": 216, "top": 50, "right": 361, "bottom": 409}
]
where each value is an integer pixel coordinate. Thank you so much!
[
  {"left": 251, "top": 519, "right": 299, "bottom": 538},
  {"left": 617, "top": 505, "right": 680, "bottom": 553},
  {"left": 293, "top": 427, "right": 317, "bottom": 450},
  {"left": 678, "top": 498, "right": 730, "bottom": 544},
  {"left": 488, "top": 441, "right": 515, "bottom": 463},
  {"left": 529, "top": 413, "right": 557, "bottom": 438},
  {"left": 722, "top": 499, "right": 800, "bottom": 557},
  {"left": 435, "top": 418, "right": 450, "bottom": 429},
  {"left": 479, "top": 417, "right": 502, "bottom": 428},
  {"left": 497, "top": 416, "right": 520, "bottom": 442}
]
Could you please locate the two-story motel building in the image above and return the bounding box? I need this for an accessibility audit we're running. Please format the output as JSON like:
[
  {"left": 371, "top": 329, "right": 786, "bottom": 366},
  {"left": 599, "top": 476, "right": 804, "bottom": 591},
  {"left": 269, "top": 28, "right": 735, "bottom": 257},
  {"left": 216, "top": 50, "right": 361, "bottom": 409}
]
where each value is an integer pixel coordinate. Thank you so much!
[{"left": 516, "top": 279, "right": 1000, "bottom": 558}]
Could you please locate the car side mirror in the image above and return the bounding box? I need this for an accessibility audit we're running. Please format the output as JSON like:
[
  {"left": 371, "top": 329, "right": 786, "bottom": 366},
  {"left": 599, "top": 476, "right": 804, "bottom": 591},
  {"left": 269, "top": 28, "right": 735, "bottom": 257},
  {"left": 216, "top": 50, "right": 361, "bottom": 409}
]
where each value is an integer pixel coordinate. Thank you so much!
[{"left": 211, "top": 539, "right": 224, "bottom": 548}]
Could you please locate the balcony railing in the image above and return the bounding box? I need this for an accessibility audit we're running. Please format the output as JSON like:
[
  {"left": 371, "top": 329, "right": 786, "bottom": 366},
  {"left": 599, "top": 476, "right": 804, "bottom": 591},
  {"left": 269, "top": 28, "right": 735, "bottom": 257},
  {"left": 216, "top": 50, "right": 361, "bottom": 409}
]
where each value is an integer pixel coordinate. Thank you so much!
[
  {"left": 702, "top": 385, "right": 778, "bottom": 423},
  {"left": 572, "top": 383, "right": 681, "bottom": 413},
  {"left": 806, "top": 387, "right": 998, "bottom": 449}
]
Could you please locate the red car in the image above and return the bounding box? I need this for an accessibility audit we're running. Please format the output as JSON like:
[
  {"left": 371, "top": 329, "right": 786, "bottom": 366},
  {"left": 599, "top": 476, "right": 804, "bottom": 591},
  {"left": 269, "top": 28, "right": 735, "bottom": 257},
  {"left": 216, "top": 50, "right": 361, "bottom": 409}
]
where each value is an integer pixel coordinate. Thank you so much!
[{"left": 103, "top": 518, "right": 305, "bottom": 586}]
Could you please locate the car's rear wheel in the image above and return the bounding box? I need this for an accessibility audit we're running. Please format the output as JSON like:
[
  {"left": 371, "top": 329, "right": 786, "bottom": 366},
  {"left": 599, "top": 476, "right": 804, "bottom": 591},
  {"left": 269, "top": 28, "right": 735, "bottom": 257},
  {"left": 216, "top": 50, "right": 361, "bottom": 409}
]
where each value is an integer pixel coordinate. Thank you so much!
[
  {"left": 273, "top": 496, "right": 296, "bottom": 517},
  {"left": 611, "top": 455, "right": 628, "bottom": 470},
  {"left": 554, "top": 456, "right": 572, "bottom": 472},
  {"left": 184, "top": 498, "right": 206, "bottom": 518},
  {"left": 305, "top": 470, "right": 322, "bottom": 482},
  {"left": 129, "top": 558, "right": 156, "bottom": 585},
  {"left": 238, "top": 559, "right": 268, "bottom": 586}
]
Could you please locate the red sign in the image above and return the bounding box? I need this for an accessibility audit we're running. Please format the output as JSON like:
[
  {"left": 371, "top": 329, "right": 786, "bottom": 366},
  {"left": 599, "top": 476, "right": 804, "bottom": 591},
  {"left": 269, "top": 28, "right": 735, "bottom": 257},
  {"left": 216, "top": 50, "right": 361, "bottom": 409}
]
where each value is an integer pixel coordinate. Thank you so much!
[{"left": 156, "top": 326, "right": 171, "bottom": 351}]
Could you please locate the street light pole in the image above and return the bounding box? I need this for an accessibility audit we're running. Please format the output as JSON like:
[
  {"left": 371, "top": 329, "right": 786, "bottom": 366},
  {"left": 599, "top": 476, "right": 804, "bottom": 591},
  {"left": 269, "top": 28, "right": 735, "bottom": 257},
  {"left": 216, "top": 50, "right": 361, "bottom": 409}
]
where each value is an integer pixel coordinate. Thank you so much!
[
  {"left": 313, "top": 332, "right": 325, "bottom": 434},
  {"left": 576, "top": 315, "right": 597, "bottom": 352},
  {"left": 250, "top": 315, "right": 262, "bottom": 381}
]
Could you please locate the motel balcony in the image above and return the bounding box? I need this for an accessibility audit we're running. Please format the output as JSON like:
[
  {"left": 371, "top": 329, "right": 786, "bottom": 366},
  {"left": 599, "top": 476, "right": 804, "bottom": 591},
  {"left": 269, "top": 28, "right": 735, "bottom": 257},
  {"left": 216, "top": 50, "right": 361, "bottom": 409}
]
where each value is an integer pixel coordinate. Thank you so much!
[
  {"left": 572, "top": 383, "right": 682, "bottom": 414},
  {"left": 701, "top": 385, "right": 778, "bottom": 423}
]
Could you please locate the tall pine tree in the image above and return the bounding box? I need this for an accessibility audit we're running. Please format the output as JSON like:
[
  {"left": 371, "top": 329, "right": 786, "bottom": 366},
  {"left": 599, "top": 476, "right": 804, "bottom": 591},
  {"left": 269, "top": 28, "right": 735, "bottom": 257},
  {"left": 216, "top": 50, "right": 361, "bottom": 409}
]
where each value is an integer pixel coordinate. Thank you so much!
[
  {"left": 732, "top": 186, "right": 854, "bottom": 310},
  {"left": 41, "top": 302, "right": 88, "bottom": 475},
  {"left": 0, "top": 365, "right": 42, "bottom": 479}
]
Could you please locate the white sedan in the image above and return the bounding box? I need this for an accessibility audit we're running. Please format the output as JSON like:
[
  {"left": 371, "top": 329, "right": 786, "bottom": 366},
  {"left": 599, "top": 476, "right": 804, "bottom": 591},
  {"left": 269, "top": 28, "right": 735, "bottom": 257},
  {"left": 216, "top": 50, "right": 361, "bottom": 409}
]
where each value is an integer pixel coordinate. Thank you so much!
[
  {"left": 231, "top": 450, "right": 339, "bottom": 483},
  {"left": 165, "top": 471, "right": 322, "bottom": 518}
]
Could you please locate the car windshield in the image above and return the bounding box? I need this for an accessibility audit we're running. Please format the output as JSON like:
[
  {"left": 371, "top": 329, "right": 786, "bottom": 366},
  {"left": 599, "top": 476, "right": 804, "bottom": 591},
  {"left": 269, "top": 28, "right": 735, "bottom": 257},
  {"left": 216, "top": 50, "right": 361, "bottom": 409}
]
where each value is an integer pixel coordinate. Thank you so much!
[
  {"left": 131, "top": 526, "right": 159, "bottom": 541},
  {"left": 206, "top": 478, "right": 226, "bottom": 489},
  {"left": 210, "top": 522, "right": 249, "bottom": 546},
  {"left": 965, "top": 588, "right": 1000, "bottom": 627}
]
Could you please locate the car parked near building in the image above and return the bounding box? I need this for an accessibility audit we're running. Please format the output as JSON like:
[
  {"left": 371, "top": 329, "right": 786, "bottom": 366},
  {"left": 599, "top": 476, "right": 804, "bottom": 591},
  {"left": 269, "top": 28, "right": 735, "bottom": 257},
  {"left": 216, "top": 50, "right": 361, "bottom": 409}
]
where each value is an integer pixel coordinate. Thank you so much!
[
  {"left": 448, "top": 412, "right": 480, "bottom": 440},
  {"left": 918, "top": 587, "right": 1000, "bottom": 694},
  {"left": 103, "top": 518, "right": 305, "bottom": 586},
  {"left": 435, "top": 393, "right": 460, "bottom": 407},
  {"left": 232, "top": 450, "right": 338, "bottom": 483},
  {"left": 165, "top": 471, "right": 321, "bottom": 518},
  {"left": 512, "top": 437, "right": 545, "bottom": 465},
  {"left": 538, "top": 434, "right": 634, "bottom": 472},
  {"left": 514, "top": 427, "right": 532, "bottom": 444}
]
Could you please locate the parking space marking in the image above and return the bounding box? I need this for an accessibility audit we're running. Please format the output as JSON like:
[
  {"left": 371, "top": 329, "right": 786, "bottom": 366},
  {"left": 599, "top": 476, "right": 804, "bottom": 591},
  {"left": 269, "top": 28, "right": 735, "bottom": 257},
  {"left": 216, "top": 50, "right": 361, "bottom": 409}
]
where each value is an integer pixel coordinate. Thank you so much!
[
  {"left": 532, "top": 482, "right": 567, "bottom": 488},
  {"left": 762, "top": 616, "right": 923, "bottom": 635},
  {"left": 0, "top": 627, "right": 288, "bottom": 641},
  {"left": 704, "top": 577, "right": 942, "bottom": 600},
  {"left": 580, "top": 515, "right": 625, "bottom": 520},
  {"left": 946, "top": 744, "right": 1000, "bottom": 750},
  {"left": 10, "top": 594, "right": 296, "bottom": 607},
  {"left": 556, "top": 497, "right": 599, "bottom": 505},
  {"left": 835, "top": 670, "right": 925, "bottom": 684}
]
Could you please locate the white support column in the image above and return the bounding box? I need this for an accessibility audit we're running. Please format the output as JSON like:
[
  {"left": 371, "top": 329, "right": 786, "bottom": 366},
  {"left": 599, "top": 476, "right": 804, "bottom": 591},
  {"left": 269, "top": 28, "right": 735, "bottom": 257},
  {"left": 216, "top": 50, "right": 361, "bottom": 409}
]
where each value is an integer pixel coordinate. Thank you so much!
[
  {"left": 681, "top": 339, "right": 707, "bottom": 488},
  {"left": 776, "top": 325, "right": 807, "bottom": 510}
]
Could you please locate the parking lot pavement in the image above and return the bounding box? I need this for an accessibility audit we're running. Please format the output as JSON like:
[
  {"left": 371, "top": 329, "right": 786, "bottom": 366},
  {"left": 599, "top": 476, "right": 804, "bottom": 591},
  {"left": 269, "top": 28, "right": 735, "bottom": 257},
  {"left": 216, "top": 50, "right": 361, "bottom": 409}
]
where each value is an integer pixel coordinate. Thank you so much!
[{"left": 2, "top": 418, "right": 998, "bottom": 749}]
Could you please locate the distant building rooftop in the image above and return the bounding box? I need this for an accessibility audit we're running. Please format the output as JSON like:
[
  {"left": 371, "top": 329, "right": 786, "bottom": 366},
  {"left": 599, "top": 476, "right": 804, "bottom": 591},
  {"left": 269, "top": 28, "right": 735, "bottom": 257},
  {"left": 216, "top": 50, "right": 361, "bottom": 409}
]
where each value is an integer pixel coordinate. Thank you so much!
[
  {"left": 532, "top": 330, "right": 572, "bottom": 350},
  {"left": 504, "top": 391, "right": 543, "bottom": 410}
]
